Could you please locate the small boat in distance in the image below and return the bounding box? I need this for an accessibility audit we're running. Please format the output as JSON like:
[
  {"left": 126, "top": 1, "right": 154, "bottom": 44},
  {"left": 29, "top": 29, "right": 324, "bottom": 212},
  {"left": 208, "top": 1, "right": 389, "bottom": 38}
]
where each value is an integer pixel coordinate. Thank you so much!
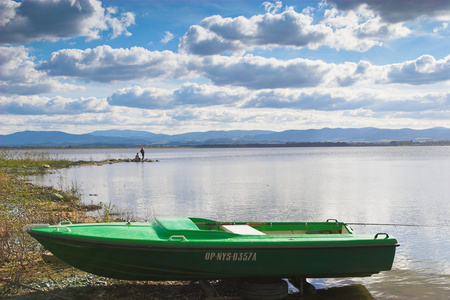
[{"left": 25, "top": 217, "right": 399, "bottom": 281}]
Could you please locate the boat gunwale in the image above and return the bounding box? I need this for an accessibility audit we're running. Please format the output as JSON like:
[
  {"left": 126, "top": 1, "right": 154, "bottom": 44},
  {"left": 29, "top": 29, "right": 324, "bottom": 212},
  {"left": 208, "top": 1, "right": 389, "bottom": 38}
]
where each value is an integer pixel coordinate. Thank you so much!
[{"left": 28, "top": 230, "right": 400, "bottom": 250}]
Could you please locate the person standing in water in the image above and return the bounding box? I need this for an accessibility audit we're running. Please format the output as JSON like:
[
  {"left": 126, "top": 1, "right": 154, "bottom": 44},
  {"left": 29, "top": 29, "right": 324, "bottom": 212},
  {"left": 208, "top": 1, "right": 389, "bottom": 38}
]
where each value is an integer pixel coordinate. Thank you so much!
[{"left": 140, "top": 148, "right": 145, "bottom": 160}]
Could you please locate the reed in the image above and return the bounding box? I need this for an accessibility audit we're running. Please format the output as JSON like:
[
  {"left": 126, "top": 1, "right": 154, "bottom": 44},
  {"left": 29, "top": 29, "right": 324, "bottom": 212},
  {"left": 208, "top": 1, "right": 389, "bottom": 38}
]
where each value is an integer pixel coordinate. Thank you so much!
[{"left": 0, "top": 149, "right": 73, "bottom": 174}]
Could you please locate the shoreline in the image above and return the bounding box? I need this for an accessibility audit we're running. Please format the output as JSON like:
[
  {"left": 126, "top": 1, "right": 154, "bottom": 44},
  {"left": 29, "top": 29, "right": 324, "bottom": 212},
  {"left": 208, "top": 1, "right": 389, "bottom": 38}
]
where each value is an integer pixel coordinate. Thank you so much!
[{"left": 2, "top": 140, "right": 450, "bottom": 150}]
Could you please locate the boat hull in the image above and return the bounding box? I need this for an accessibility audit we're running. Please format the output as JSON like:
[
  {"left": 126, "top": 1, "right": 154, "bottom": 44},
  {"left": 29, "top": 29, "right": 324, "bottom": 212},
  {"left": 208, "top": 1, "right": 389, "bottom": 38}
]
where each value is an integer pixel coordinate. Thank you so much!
[
  {"left": 31, "top": 234, "right": 396, "bottom": 280},
  {"left": 27, "top": 218, "right": 398, "bottom": 281}
]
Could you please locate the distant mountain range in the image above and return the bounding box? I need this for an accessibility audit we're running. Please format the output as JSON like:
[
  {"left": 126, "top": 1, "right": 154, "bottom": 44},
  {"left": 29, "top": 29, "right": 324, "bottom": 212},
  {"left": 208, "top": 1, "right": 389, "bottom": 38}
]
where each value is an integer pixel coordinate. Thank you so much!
[{"left": 1, "top": 127, "right": 450, "bottom": 147}]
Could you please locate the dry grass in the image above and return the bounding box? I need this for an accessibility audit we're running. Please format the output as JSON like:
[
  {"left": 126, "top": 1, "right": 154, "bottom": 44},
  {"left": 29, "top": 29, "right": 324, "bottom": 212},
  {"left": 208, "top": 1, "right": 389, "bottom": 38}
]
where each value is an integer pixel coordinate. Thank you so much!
[{"left": 0, "top": 151, "right": 102, "bottom": 297}]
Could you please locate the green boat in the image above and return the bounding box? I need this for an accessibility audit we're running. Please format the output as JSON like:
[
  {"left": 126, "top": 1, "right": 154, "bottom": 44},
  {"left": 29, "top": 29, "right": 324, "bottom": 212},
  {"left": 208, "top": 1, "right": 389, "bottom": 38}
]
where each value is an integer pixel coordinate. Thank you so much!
[{"left": 25, "top": 217, "right": 399, "bottom": 281}]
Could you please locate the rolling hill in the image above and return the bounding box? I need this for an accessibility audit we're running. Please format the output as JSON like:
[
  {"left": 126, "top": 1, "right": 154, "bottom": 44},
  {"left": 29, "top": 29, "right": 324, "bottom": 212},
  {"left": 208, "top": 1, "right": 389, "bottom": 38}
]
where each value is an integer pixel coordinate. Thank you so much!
[{"left": 1, "top": 128, "right": 450, "bottom": 147}]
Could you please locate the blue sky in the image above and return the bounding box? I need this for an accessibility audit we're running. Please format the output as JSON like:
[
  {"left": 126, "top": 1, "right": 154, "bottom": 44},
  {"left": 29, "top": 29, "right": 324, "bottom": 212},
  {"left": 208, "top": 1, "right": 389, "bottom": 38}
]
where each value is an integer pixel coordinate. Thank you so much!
[{"left": 1, "top": 0, "right": 450, "bottom": 134}]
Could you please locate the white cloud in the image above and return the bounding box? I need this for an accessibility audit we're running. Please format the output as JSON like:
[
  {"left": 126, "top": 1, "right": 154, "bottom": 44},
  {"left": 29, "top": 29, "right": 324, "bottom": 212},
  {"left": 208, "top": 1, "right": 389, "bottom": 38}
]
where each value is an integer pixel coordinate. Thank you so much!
[
  {"left": 262, "top": 1, "right": 283, "bottom": 14},
  {"left": 106, "top": 8, "right": 135, "bottom": 39},
  {"left": 161, "top": 31, "right": 174, "bottom": 43},
  {"left": 174, "top": 83, "right": 244, "bottom": 106},
  {"left": 386, "top": 55, "right": 450, "bottom": 85},
  {"left": 33, "top": 43, "right": 450, "bottom": 90},
  {"left": 329, "top": 0, "right": 450, "bottom": 23},
  {"left": 0, "top": 0, "right": 19, "bottom": 27},
  {"left": 178, "top": 24, "right": 244, "bottom": 56},
  {"left": 0, "top": 0, "right": 135, "bottom": 44},
  {"left": 0, "top": 45, "right": 77, "bottom": 95},
  {"left": 433, "top": 22, "right": 448, "bottom": 33},
  {"left": 179, "top": 3, "right": 412, "bottom": 55},
  {"left": 37, "top": 45, "right": 342, "bottom": 88},
  {"left": 241, "top": 88, "right": 363, "bottom": 110},
  {"left": 248, "top": 88, "right": 450, "bottom": 114},
  {"left": 322, "top": 6, "right": 411, "bottom": 52},
  {"left": 108, "top": 83, "right": 244, "bottom": 109},
  {"left": 0, "top": 95, "right": 110, "bottom": 115},
  {"left": 105, "top": 81, "right": 450, "bottom": 118},
  {"left": 108, "top": 86, "right": 175, "bottom": 109},
  {"left": 195, "top": 55, "right": 330, "bottom": 89},
  {"left": 38, "top": 45, "right": 192, "bottom": 82},
  {"left": 179, "top": 8, "right": 331, "bottom": 55},
  {"left": 2, "top": 87, "right": 449, "bottom": 134}
]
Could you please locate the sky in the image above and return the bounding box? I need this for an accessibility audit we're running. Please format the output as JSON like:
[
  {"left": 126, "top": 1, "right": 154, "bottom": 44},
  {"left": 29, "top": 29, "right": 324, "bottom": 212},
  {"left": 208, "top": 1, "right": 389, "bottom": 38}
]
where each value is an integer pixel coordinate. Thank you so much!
[{"left": 1, "top": 0, "right": 450, "bottom": 135}]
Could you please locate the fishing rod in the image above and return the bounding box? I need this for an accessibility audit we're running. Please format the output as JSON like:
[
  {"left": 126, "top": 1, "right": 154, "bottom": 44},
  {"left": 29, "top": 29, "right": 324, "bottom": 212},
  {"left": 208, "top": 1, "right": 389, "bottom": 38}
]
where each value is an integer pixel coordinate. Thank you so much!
[
  {"left": 194, "top": 221, "right": 439, "bottom": 227},
  {"left": 347, "top": 222, "right": 421, "bottom": 227},
  {"left": 347, "top": 222, "right": 447, "bottom": 227}
]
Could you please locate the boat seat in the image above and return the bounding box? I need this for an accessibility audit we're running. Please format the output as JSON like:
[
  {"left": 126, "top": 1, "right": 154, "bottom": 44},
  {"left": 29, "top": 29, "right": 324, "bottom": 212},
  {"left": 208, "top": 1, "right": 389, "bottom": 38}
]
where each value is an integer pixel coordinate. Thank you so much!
[
  {"left": 221, "top": 225, "right": 266, "bottom": 235},
  {"left": 155, "top": 217, "right": 199, "bottom": 231}
]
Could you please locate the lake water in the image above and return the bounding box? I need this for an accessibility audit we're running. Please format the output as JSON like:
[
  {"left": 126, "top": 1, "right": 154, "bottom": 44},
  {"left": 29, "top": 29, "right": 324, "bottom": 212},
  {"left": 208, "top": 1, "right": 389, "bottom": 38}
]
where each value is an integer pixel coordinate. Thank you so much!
[{"left": 25, "top": 146, "right": 450, "bottom": 299}]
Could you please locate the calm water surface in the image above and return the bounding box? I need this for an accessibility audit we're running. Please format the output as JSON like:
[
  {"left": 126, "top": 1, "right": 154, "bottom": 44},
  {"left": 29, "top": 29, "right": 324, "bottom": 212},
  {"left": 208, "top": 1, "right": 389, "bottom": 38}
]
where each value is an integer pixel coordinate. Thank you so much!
[{"left": 26, "top": 147, "right": 450, "bottom": 299}]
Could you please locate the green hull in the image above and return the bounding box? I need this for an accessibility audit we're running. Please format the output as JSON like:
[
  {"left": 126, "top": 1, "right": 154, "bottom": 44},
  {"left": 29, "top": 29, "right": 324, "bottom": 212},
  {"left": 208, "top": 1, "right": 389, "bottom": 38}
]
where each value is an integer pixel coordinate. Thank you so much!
[{"left": 26, "top": 217, "right": 398, "bottom": 281}]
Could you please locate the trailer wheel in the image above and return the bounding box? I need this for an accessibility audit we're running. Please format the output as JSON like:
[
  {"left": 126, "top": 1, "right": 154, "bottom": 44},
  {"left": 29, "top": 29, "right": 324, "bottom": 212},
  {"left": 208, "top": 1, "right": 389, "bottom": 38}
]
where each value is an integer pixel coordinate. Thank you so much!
[{"left": 238, "top": 278, "right": 288, "bottom": 300}]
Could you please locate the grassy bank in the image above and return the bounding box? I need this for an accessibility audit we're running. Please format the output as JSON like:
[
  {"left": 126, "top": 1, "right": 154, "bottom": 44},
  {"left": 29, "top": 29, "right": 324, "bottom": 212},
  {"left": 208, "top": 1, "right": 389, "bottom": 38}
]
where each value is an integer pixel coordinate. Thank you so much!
[{"left": 0, "top": 151, "right": 101, "bottom": 297}]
